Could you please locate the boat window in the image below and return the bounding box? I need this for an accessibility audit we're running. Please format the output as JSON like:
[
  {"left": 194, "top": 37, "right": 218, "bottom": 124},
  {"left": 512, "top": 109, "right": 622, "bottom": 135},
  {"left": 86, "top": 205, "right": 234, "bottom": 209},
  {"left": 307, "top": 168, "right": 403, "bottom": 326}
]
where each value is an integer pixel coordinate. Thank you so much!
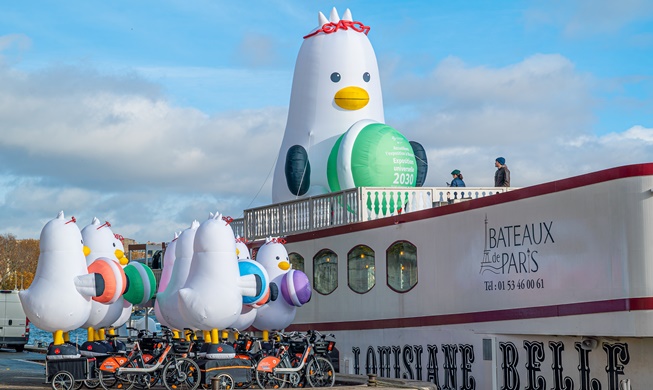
[
  {"left": 386, "top": 241, "right": 418, "bottom": 292},
  {"left": 313, "top": 249, "right": 338, "bottom": 295},
  {"left": 289, "top": 252, "right": 305, "bottom": 272},
  {"left": 348, "top": 245, "right": 375, "bottom": 294}
]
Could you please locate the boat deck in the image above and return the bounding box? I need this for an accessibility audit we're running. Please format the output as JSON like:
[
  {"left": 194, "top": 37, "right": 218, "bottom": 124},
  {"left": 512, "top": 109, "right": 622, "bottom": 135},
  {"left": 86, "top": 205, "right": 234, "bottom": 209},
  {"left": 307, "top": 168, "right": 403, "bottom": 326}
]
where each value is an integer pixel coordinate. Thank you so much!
[{"left": 234, "top": 186, "right": 512, "bottom": 241}]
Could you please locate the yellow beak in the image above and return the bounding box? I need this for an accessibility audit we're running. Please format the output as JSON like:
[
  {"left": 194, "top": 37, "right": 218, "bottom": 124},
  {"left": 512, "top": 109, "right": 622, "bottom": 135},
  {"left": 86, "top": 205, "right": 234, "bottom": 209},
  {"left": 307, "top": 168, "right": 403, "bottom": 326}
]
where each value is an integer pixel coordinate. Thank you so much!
[
  {"left": 115, "top": 249, "right": 129, "bottom": 265},
  {"left": 83, "top": 246, "right": 91, "bottom": 257},
  {"left": 279, "top": 261, "right": 290, "bottom": 271},
  {"left": 334, "top": 86, "right": 369, "bottom": 110}
]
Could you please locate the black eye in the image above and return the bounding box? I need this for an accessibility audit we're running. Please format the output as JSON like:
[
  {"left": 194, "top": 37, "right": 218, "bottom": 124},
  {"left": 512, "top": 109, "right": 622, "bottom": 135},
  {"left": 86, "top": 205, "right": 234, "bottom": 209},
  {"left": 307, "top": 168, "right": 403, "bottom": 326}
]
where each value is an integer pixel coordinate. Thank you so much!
[
  {"left": 276, "top": 256, "right": 280, "bottom": 260},
  {"left": 363, "top": 72, "right": 370, "bottom": 82},
  {"left": 330, "top": 72, "right": 341, "bottom": 83},
  {"left": 113, "top": 243, "right": 116, "bottom": 247}
]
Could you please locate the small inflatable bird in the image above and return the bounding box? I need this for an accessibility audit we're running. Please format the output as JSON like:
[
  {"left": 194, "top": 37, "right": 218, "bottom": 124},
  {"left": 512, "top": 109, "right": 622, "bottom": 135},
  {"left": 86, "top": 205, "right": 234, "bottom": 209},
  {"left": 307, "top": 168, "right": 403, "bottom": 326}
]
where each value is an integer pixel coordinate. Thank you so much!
[
  {"left": 108, "top": 234, "right": 133, "bottom": 330},
  {"left": 79, "top": 218, "right": 128, "bottom": 355},
  {"left": 154, "top": 232, "right": 179, "bottom": 330},
  {"left": 178, "top": 213, "right": 264, "bottom": 358},
  {"left": 156, "top": 221, "right": 199, "bottom": 333},
  {"left": 252, "top": 237, "right": 311, "bottom": 335},
  {"left": 19, "top": 212, "right": 94, "bottom": 358},
  {"left": 272, "top": 8, "right": 427, "bottom": 203},
  {"left": 231, "top": 236, "right": 272, "bottom": 332}
]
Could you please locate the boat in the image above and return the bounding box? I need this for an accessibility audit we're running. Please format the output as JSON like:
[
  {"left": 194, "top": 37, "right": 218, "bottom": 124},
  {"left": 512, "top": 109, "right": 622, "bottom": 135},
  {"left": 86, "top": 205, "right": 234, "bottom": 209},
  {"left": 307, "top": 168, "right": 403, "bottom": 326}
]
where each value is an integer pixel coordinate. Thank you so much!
[
  {"left": 218, "top": 7, "right": 652, "bottom": 389},
  {"left": 231, "top": 163, "right": 653, "bottom": 389}
]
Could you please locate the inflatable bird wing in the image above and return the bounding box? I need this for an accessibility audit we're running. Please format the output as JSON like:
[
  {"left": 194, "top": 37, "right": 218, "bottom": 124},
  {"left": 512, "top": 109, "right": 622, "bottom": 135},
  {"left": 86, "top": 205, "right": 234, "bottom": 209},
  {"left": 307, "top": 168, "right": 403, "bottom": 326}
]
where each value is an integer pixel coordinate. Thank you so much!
[{"left": 156, "top": 221, "right": 199, "bottom": 332}]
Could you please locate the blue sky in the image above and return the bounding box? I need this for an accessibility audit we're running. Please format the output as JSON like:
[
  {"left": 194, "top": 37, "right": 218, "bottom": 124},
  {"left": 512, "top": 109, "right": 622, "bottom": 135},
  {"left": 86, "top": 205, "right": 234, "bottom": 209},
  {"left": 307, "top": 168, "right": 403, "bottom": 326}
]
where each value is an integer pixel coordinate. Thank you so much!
[{"left": 0, "top": 0, "right": 652, "bottom": 243}]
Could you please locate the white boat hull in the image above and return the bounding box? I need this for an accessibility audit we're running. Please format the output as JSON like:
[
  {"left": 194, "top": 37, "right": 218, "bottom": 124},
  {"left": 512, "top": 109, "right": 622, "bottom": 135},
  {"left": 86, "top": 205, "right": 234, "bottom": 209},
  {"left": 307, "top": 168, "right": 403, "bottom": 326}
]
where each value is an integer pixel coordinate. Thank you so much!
[{"left": 268, "top": 163, "right": 653, "bottom": 389}]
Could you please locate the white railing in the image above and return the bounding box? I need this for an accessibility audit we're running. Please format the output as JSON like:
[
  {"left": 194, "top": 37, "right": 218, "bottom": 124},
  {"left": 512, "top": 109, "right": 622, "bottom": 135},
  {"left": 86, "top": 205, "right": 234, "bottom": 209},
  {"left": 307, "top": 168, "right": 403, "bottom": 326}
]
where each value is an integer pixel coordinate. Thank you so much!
[
  {"left": 432, "top": 187, "right": 510, "bottom": 204},
  {"left": 237, "top": 186, "right": 512, "bottom": 241},
  {"left": 231, "top": 218, "right": 245, "bottom": 239}
]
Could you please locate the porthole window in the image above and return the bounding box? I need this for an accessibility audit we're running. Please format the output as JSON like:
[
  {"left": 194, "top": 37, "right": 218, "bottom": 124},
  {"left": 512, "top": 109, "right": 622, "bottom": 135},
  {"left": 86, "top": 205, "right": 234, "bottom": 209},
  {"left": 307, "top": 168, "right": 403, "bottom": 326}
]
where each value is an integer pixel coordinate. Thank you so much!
[
  {"left": 348, "top": 245, "right": 375, "bottom": 294},
  {"left": 289, "top": 252, "right": 305, "bottom": 273},
  {"left": 386, "top": 241, "right": 417, "bottom": 292},
  {"left": 314, "top": 249, "right": 338, "bottom": 295}
]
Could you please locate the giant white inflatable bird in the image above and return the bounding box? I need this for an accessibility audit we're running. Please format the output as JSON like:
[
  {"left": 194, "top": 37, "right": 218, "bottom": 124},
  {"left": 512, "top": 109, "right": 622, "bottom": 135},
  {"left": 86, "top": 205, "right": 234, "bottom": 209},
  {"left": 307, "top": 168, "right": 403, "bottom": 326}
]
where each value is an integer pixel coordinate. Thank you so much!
[
  {"left": 272, "top": 8, "right": 427, "bottom": 203},
  {"left": 19, "top": 212, "right": 95, "bottom": 358}
]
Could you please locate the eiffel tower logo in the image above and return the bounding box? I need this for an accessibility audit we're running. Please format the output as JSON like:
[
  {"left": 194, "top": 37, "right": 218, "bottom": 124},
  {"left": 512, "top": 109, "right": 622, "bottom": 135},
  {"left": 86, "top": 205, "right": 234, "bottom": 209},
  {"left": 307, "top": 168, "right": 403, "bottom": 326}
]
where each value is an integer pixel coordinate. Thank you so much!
[{"left": 480, "top": 214, "right": 499, "bottom": 274}]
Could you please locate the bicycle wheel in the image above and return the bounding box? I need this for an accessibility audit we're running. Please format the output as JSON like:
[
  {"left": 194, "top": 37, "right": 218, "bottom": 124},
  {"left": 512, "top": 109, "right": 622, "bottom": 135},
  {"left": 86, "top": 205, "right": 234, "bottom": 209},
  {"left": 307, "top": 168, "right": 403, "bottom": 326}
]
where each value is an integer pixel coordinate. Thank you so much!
[
  {"left": 213, "top": 373, "right": 234, "bottom": 389},
  {"left": 98, "top": 370, "right": 114, "bottom": 390},
  {"left": 83, "top": 377, "right": 100, "bottom": 389},
  {"left": 255, "top": 360, "right": 288, "bottom": 389},
  {"left": 99, "top": 369, "right": 133, "bottom": 390},
  {"left": 162, "top": 357, "right": 201, "bottom": 390},
  {"left": 51, "top": 371, "right": 74, "bottom": 390},
  {"left": 130, "top": 372, "right": 159, "bottom": 390},
  {"left": 83, "top": 367, "right": 101, "bottom": 389},
  {"left": 306, "top": 356, "right": 335, "bottom": 387}
]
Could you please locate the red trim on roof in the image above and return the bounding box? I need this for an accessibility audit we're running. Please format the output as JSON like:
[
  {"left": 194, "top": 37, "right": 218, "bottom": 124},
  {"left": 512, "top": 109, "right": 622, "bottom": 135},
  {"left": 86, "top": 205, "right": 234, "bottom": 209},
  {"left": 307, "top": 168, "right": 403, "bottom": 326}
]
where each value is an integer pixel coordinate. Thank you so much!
[{"left": 287, "top": 297, "right": 653, "bottom": 331}]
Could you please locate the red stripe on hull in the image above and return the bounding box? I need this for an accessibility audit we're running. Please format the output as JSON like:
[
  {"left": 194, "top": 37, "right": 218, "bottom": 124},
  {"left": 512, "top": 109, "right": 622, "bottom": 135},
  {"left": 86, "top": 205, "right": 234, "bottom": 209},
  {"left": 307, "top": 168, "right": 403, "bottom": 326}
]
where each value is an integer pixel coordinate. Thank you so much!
[{"left": 288, "top": 297, "right": 653, "bottom": 331}]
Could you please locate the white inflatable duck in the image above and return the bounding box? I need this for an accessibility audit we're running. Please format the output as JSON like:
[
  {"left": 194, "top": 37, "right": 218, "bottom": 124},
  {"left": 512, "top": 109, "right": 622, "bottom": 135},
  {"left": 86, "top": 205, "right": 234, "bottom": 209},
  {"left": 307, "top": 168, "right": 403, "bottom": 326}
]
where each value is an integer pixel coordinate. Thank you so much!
[
  {"left": 109, "top": 233, "right": 133, "bottom": 330},
  {"left": 80, "top": 218, "right": 128, "bottom": 345},
  {"left": 156, "top": 221, "right": 199, "bottom": 332},
  {"left": 154, "top": 232, "right": 179, "bottom": 330},
  {"left": 231, "top": 236, "right": 270, "bottom": 332},
  {"left": 19, "top": 212, "right": 93, "bottom": 356},
  {"left": 178, "top": 213, "right": 263, "bottom": 357},
  {"left": 272, "top": 8, "right": 427, "bottom": 203},
  {"left": 252, "top": 237, "right": 311, "bottom": 334}
]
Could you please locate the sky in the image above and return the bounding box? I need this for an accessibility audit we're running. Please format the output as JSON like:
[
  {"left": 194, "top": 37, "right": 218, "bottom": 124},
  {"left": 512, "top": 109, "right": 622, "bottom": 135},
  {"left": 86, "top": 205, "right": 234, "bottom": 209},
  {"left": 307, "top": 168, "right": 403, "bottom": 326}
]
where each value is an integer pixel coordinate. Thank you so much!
[{"left": 1, "top": 0, "right": 652, "bottom": 243}]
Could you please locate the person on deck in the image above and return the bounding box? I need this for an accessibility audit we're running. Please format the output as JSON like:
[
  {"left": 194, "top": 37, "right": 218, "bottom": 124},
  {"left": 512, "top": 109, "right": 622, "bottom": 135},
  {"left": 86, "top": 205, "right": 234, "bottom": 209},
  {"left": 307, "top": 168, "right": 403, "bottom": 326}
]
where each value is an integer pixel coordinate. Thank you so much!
[
  {"left": 494, "top": 157, "right": 510, "bottom": 187},
  {"left": 449, "top": 170, "right": 466, "bottom": 187}
]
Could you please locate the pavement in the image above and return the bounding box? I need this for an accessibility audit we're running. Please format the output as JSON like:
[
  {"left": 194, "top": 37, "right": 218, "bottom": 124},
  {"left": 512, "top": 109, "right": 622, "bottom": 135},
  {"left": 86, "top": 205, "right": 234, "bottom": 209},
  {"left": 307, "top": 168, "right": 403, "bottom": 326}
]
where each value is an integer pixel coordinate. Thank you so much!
[{"left": 0, "top": 346, "right": 436, "bottom": 390}]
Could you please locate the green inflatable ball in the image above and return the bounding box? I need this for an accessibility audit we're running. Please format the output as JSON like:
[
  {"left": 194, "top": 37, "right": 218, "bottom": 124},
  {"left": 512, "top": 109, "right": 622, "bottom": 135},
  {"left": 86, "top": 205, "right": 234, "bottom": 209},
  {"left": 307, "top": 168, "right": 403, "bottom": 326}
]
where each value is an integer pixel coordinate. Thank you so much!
[{"left": 123, "top": 262, "right": 156, "bottom": 305}]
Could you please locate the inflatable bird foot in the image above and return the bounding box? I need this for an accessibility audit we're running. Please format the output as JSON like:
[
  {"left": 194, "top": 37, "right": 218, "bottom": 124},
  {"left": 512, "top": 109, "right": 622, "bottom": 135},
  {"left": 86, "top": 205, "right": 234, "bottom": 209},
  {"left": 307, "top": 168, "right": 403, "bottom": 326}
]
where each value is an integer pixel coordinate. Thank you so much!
[{"left": 47, "top": 331, "right": 81, "bottom": 360}]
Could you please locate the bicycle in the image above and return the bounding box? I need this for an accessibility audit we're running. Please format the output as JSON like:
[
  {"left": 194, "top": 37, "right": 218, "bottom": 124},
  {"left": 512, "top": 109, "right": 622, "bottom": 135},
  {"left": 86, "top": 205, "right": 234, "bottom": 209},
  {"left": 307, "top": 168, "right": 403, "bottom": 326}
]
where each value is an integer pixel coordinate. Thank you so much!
[
  {"left": 255, "top": 331, "right": 335, "bottom": 388},
  {"left": 96, "top": 327, "right": 162, "bottom": 389},
  {"left": 231, "top": 330, "right": 267, "bottom": 388},
  {"left": 305, "top": 330, "right": 337, "bottom": 387},
  {"left": 97, "top": 327, "right": 200, "bottom": 390}
]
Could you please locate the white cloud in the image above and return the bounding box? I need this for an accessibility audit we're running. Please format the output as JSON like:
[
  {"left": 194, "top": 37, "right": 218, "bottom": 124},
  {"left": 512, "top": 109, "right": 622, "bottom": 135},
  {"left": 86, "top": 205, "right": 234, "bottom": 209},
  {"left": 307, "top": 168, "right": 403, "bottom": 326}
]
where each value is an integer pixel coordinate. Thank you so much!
[
  {"left": 387, "top": 54, "right": 594, "bottom": 146},
  {"left": 526, "top": 0, "right": 653, "bottom": 37},
  {"left": 381, "top": 54, "right": 650, "bottom": 189},
  {"left": 0, "top": 34, "right": 31, "bottom": 63},
  {"left": 0, "top": 59, "right": 285, "bottom": 242}
]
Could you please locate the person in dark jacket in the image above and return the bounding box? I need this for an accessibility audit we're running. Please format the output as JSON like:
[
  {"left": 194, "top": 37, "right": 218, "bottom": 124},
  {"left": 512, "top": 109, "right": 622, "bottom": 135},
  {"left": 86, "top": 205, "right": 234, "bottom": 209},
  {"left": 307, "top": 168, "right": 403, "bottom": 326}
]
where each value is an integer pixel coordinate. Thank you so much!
[
  {"left": 450, "top": 169, "right": 466, "bottom": 187},
  {"left": 494, "top": 157, "right": 510, "bottom": 187}
]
